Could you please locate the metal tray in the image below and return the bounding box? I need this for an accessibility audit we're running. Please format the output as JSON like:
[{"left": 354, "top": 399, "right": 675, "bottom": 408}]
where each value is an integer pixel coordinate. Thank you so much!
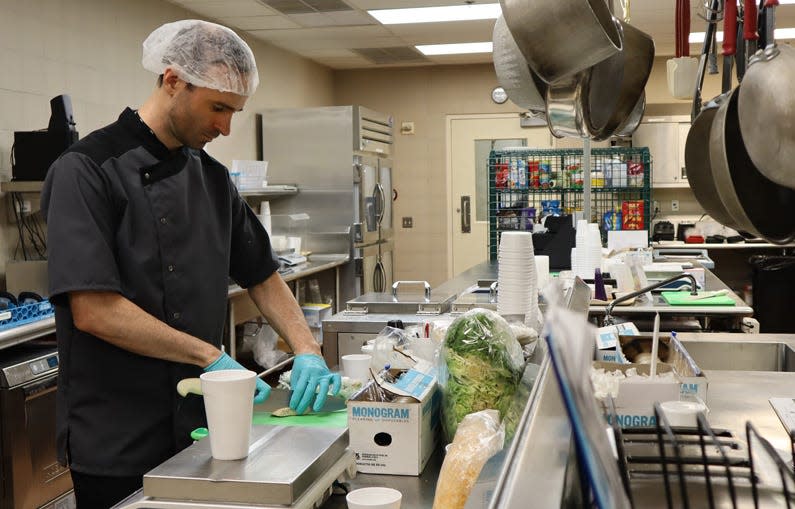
[
  {"left": 143, "top": 425, "right": 348, "bottom": 505},
  {"left": 345, "top": 281, "right": 456, "bottom": 315}
]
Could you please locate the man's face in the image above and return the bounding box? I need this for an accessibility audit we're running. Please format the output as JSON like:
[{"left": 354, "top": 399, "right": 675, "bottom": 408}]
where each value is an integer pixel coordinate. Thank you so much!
[{"left": 166, "top": 81, "right": 247, "bottom": 150}]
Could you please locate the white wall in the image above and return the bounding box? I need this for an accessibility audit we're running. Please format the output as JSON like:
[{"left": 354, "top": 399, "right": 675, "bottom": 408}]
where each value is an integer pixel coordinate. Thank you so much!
[{"left": 0, "top": 0, "right": 335, "bottom": 287}]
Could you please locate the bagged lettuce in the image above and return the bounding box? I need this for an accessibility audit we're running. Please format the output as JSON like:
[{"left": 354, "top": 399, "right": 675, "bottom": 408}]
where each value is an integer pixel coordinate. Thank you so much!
[{"left": 440, "top": 308, "right": 525, "bottom": 441}]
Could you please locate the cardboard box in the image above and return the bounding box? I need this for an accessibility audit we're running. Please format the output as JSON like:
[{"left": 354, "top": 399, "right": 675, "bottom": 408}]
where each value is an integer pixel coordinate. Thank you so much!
[
  {"left": 594, "top": 322, "right": 640, "bottom": 362},
  {"left": 594, "top": 361, "right": 681, "bottom": 427},
  {"left": 617, "top": 333, "right": 708, "bottom": 402},
  {"left": 348, "top": 381, "right": 440, "bottom": 475}
]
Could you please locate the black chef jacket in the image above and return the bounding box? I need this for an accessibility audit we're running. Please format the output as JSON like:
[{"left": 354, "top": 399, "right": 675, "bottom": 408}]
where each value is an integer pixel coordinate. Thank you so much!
[{"left": 40, "top": 107, "right": 280, "bottom": 476}]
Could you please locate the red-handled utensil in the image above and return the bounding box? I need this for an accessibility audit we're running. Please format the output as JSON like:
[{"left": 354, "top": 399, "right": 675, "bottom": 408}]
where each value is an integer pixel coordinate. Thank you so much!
[
  {"left": 682, "top": 0, "right": 691, "bottom": 56},
  {"left": 675, "top": 0, "right": 683, "bottom": 58},
  {"left": 724, "top": 0, "right": 738, "bottom": 57}
]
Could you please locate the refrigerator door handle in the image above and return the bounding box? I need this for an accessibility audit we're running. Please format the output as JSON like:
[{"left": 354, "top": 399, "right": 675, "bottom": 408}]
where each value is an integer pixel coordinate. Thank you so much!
[
  {"left": 375, "top": 182, "right": 386, "bottom": 227},
  {"left": 373, "top": 260, "right": 384, "bottom": 293}
]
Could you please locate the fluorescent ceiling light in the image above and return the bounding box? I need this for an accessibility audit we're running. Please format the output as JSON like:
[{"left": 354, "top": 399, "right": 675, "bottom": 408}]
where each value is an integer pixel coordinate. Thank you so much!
[
  {"left": 690, "top": 28, "right": 795, "bottom": 43},
  {"left": 369, "top": 3, "right": 501, "bottom": 25},
  {"left": 416, "top": 42, "right": 493, "bottom": 55}
]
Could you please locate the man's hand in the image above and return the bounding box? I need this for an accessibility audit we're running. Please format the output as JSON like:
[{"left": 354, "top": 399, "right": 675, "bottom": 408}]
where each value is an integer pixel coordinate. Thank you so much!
[
  {"left": 205, "top": 352, "right": 271, "bottom": 403},
  {"left": 289, "top": 354, "right": 341, "bottom": 414}
]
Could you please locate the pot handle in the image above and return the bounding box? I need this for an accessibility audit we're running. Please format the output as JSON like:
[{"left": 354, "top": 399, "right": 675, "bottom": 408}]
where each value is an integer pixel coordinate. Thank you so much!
[
  {"left": 683, "top": 0, "right": 691, "bottom": 57},
  {"left": 723, "top": 0, "right": 738, "bottom": 56},
  {"left": 744, "top": 0, "right": 759, "bottom": 40}
]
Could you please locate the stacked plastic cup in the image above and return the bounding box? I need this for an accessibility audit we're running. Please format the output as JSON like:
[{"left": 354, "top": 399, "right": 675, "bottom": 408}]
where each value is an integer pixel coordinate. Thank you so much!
[{"left": 497, "top": 232, "right": 539, "bottom": 327}]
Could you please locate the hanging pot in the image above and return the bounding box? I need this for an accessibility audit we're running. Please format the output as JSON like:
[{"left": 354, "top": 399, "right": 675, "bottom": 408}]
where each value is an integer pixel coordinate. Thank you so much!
[
  {"left": 500, "top": 0, "right": 622, "bottom": 83},
  {"left": 709, "top": 88, "right": 795, "bottom": 243},
  {"left": 737, "top": 0, "right": 795, "bottom": 189},
  {"left": 588, "top": 21, "right": 655, "bottom": 140},
  {"left": 685, "top": 0, "right": 739, "bottom": 228},
  {"left": 492, "top": 15, "right": 546, "bottom": 114},
  {"left": 614, "top": 91, "right": 645, "bottom": 137}
]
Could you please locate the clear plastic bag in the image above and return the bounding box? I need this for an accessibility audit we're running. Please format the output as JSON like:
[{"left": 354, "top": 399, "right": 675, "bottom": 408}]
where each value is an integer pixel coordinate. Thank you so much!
[
  {"left": 440, "top": 308, "right": 524, "bottom": 441},
  {"left": 371, "top": 326, "right": 414, "bottom": 371},
  {"left": 240, "top": 321, "right": 288, "bottom": 370},
  {"left": 432, "top": 409, "right": 505, "bottom": 509}
]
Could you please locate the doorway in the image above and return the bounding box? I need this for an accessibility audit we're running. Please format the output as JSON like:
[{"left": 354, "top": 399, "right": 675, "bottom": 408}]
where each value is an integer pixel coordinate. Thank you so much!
[{"left": 446, "top": 114, "right": 552, "bottom": 278}]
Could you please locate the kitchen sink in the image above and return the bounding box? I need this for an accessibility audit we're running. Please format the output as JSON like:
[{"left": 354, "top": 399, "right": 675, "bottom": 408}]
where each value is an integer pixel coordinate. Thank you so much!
[{"left": 680, "top": 340, "right": 795, "bottom": 372}]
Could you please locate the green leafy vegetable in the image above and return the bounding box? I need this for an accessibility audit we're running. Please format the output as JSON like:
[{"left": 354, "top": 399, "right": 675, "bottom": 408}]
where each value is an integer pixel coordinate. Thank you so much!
[{"left": 441, "top": 308, "right": 524, "bottom": 440}]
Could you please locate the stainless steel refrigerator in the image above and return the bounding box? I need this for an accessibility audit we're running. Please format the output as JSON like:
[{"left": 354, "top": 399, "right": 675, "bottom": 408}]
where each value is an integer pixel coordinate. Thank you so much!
[{"left": 261, "top": 106, "right": 394, "bottom": 300}]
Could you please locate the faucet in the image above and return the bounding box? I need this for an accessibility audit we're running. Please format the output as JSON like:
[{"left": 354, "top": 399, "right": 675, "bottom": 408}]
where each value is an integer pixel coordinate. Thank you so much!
[{"left": 603, "top": 273, "right": 698, "bottom": 325}]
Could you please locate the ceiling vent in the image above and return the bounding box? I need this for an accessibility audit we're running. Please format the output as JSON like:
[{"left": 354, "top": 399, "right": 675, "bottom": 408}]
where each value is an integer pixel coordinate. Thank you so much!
[
  {"left": 352, "top": 47, "right": 430, "bottom": 65},
  {"left": 258, "top": 0, "right": 353, "bottom": 15}
]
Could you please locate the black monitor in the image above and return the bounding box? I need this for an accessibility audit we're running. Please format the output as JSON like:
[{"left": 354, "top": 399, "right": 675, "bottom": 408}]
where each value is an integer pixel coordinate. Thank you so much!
[{"left": 12, "top": 94, "right": 79, "bottom": 181}]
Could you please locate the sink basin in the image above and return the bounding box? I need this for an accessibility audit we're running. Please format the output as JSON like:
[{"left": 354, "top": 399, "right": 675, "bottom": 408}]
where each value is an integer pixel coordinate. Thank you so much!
[{"left": 680, "top": 340, "right": 795, "bottom": 372}]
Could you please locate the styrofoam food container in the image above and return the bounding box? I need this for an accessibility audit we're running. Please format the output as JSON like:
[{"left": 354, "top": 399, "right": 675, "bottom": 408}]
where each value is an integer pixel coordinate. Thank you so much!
[
  {"left": 346, "top": 487, "right": 402, "bottom": 509},
  {"left": 660, "top": 400, "right": 708, "bottom": 427}
]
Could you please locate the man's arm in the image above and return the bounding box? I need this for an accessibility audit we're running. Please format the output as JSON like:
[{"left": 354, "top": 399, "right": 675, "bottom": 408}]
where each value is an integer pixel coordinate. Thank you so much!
[
  {"left": 246, "top": 271, "right": 321, "bottom": 356},
  {"left": 69, "top": 291, "right": 221, "bottom": 367}
]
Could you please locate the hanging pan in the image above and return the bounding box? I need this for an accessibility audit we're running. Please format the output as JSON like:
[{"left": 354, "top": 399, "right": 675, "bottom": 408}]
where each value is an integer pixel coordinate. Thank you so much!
[
  {"left": 492, "top": 15, "right": 547, "bottom": 114},
  {"left": 685, "top": 0, "right": 740, "bottom": 228},
  {"left": 500, "top": 0, "right": 622, "bottom": 83},
  {"left": 709, "top": 87, "right": 795, "bottom": 243},
  {"left": 737, "top": 0, "right": 795, "bottom": 189},
  {"left": 588, "top": 20, "right": 655, "bottom": 140}
]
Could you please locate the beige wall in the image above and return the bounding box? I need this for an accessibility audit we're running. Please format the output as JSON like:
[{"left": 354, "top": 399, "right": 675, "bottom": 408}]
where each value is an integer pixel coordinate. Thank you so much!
[
  {"left": 0, "top": 0, "right": 334, "bottom": 287},
  {"left": 334, "top": 56, "right": 723, "bottom": 284},
  {"left": 334, "top": 64, "right": 509, "bottom": 286}
]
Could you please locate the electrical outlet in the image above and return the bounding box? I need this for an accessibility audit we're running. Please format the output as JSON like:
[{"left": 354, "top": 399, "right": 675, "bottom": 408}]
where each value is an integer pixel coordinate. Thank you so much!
[
  {"left": 671, "top": 200, "right": 680, "bottom": 212},
  {"left": 402, "top": 217, "right": 413, "bottom": 228},
  {"left": 653, "top": 200, "right": 660, "bottom": 212}
]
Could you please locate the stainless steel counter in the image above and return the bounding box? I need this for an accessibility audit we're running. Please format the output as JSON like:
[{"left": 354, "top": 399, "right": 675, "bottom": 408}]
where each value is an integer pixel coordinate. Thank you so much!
[
  {"left": 0, "top": 316, "right": 55, "bottom": 350},
  {"left": 320, "top": 334, "right": 795, "bottom": 508},
  {"left": 227, "top": 254, "right": 349, "bottom": 297}
]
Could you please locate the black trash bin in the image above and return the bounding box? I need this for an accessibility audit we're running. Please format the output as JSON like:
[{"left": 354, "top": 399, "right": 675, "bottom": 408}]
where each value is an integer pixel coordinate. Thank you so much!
[{"left": 750, "top": 255, "right": 795, "bottom": 333}]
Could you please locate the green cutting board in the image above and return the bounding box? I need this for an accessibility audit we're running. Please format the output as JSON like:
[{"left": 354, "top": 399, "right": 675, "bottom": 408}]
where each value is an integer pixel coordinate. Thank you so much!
[
  {"left": 661, "top": 291, "right": 736, "bottom": 306},
  {"left": 253, "top": 410, "right": 347, "bottom": 428}
]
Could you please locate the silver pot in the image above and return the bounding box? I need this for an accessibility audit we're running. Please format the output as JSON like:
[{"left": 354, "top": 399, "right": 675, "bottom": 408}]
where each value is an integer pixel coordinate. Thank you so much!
[
  {"left": 588, "top": 22, "right": 654, "bottom": 141},
  {"left": 492, "top": 15, "right": 546, "bottom": 114},
  {"left": 737, "top": 1, "right": 795, "bottom": 190},
  {"left": 709, "top": 88, "right": 795, "bottom": 243},
  {"left": 501, "top": 0, "right": 622, "bottom": 83}
]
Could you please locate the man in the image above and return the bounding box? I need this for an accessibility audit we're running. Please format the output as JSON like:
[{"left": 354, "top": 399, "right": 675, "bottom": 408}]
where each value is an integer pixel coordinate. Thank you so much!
[{"left": 41, "top": 20, "right": 340, "bottom": 509}]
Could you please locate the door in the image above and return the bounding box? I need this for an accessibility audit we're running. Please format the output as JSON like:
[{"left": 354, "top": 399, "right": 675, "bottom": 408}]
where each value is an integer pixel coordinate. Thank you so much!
[
  {"left": 353, "top": 155, "right": 379, "bottom": 246},
  {"left": 447, "top": 114, "right": 552, "bottom": 277},
  {"left": 377, "top": 158, "right": 393, "bottom": 241}
]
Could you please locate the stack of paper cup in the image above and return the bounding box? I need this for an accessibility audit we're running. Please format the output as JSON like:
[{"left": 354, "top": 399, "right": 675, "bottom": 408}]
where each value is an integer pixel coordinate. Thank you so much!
[
  {"left": 572, "top": 222, "right": 603, "bottom": 280},
  {"left": 497, "top": 232, "right": 539, "bottom": 327}
]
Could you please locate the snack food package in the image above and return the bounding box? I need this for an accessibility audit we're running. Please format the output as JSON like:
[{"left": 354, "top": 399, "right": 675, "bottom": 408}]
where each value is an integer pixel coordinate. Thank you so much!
[{"left": 432, "top": 409, "right": 505, "bottom": 509}]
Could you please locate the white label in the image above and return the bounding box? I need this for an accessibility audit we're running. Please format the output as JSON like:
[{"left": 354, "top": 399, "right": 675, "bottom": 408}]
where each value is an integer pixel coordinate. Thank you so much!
[{"left": 0, "top": 311, "right": 11, "bottom": 321}]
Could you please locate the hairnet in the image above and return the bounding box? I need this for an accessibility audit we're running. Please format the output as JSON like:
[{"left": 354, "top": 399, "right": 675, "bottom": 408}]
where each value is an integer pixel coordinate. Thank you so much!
[{"left": 142, "top": 20, "right": 259, "bottom": 96}]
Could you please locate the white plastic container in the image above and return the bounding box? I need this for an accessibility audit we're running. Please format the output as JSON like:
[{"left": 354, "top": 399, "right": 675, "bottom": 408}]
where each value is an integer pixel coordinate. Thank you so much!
[{"left": 346, "top": 487, "right": 402, "bottom": 509}]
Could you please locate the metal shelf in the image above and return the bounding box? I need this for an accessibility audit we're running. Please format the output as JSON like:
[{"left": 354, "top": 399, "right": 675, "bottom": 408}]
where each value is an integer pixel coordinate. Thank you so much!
[
  {"left": 239, "top": 185, "right": 298, "bottom": 199},
  {"left": 1, "top": 181, "right": 44, "bottom": 193}
]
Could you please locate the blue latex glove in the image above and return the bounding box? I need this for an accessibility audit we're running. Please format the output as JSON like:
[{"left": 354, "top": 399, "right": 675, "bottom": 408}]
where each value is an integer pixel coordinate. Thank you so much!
[
  {"left": 204, "top": 352, "right": 271, "bottom": 404},
  {"left": 289, "top": 353, "right": 342, "bottom": 414}
]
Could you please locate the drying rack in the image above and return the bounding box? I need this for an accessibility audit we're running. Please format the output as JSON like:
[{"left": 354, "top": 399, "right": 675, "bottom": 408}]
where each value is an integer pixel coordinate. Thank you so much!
[{"left": 605, "top": 396, "right": 795, "bottom": 508}]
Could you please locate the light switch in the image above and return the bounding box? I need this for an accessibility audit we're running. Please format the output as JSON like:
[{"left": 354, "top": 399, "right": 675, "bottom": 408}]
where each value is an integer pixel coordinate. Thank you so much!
[
  {"left": 400, "top": 121, "right": 415, "bottom": 135},
  {"left": 402, "top": 217, "right": 413, "bottom": 228}
]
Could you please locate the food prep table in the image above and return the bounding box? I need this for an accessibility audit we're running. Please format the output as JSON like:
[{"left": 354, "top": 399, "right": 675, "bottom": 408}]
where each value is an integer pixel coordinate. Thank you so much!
[{"left": 320, "top": 333, "right": 795, "bottom": 508}]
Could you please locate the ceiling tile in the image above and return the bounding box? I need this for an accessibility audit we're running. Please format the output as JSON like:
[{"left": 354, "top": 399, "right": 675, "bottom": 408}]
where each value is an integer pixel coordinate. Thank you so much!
[
  {"left": 179, "top": 0, "right": 273, "bottom": 18},
  {"left": 290, "top": 10, "right": 376, "bottom": 27},
  {"left": 386, "top": 19, "right": 494, "bottom": 44},
  {"left": 220, "top": 15, "right": 300, "bottom": 30},
  {"left": 251, "top": 24, "right": 394, "bottom": 41},
  {"left": 261, "top": 35, "right": 405, "bottom": 50}
]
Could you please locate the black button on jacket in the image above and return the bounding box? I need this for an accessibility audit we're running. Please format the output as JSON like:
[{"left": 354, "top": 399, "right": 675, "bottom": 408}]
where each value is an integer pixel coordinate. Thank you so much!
[{"left": 41, "top": 108, "right": 279, "bottom": 476}]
